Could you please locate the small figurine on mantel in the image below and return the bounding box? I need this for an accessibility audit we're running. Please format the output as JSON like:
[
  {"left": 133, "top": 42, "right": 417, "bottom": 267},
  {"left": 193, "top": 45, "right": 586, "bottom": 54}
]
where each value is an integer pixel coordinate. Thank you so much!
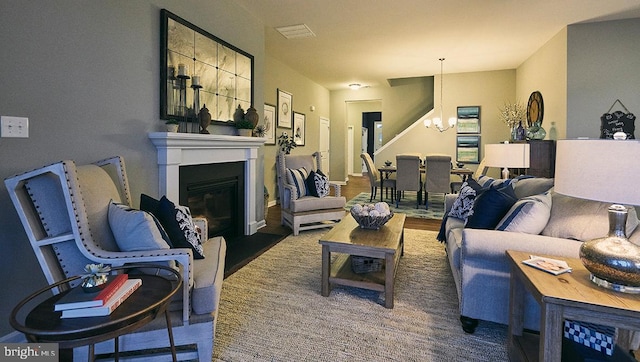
[{"left": 198, "top": 104, "right": 212, "bottom": 134}]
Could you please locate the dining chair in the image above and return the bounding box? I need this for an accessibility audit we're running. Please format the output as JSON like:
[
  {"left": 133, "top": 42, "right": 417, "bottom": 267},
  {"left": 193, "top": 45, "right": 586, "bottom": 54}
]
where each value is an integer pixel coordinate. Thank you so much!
[
  {"left": 395, "top": 153, "right": 422, "bottom": 208},
  {"left": 450, "top": 157, "right": 489, "bottom": 193},
  {"left": 360, "top": 153, "right": 396, "bottom": 202},
  {"left": 424, "top": 154, "right": 451, "bottom": 209}
]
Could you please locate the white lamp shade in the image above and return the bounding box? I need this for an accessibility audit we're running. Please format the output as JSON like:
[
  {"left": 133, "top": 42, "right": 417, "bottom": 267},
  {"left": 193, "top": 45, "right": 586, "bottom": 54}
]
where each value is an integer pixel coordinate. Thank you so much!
[
  {"left": 554, "top": 139, "right": 640, "bottom": 206},
  {"left": 483, "top": 143, "right": 530, "bottom": 168}
]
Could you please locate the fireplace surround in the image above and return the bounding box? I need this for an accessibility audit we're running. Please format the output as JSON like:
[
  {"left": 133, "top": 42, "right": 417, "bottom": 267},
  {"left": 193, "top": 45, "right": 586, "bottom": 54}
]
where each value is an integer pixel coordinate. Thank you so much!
[{"left": 149, "top": 132, "right": 265, "bottom": 236}]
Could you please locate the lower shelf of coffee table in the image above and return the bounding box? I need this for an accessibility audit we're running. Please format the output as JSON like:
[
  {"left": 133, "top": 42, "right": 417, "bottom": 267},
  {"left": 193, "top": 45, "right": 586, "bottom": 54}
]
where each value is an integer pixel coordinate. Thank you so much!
[{"left": 328, "top": 254, "right": 387, "bottom": 292}]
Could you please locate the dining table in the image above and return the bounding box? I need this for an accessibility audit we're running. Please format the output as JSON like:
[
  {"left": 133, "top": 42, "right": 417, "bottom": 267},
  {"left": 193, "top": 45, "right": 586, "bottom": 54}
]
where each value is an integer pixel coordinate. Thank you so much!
[{"left": 377, "top": 165, "right": 474, "bottom": 202}]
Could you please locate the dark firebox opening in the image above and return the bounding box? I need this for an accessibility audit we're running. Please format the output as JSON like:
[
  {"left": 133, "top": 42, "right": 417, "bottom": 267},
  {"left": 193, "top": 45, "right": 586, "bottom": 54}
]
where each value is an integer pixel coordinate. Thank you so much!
[{"left": 179, "top": 162, "right": 244, "bottom": 241}]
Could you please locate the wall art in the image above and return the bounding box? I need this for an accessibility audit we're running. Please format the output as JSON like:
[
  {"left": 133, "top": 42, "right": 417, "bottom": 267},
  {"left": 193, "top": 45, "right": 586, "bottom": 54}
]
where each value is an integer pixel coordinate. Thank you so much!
[{"left": 277, "top": 89, "right": 293, "bottom": 128}]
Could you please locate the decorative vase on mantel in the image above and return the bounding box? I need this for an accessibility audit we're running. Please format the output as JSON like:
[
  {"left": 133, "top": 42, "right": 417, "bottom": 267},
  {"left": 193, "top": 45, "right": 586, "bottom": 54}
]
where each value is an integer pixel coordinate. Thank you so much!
[
  {"left": 245, "top": 106, "right": 259, "bottom": 128},
  {"left": 198, "top": 104, "right": 212, "bottom": 134},
  {"left": 238, "top": 129, "right": 252, "bottom": 137}
]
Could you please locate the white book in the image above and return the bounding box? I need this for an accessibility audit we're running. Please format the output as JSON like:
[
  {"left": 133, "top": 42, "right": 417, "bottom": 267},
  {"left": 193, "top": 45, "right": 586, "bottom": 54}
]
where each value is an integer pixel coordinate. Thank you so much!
[{"left": 61, "top": 279, "right": 142, "bottom": 318}]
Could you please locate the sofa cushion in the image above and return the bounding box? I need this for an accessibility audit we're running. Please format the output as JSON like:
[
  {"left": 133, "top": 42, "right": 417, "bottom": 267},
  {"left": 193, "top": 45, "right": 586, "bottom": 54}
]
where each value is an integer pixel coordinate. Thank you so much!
[
  {"left": 108, "top": 201, "right": 172, "bottom": 251},
  {"left": 306, "top": 170, "right": 329, "bottom": 197},
  {"left": 286, "top": 167, "right": 309, "bottom": 199},
  {"left": 513, "top": 177, "right": 554, "bottom": 199},
  {"left": 542, "top": 193, "right": 640, "bottom": 241},
  {"left": 290, "top": 195, "right": 346, "bottom": 213},
  {"left": 141, "top": 194, "right": 205, "bottom": 259},
  {"left": 447, "top": 178, "right": 483, "bottom": 222},
  {"left": 477, "top": 175, "right": 514, "bottom": 189},
  {"left": 496, "top": 191, "right": 552, "bottom": 234},
  {"left": 466, "top": 184, "right": 518, "bottom": 229}
]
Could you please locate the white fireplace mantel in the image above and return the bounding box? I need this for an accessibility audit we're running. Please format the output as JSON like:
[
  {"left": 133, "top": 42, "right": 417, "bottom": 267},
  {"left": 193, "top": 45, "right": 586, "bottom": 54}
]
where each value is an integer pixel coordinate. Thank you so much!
[{"left": 148, "top": 132, "right": 266, "bottom": 235}]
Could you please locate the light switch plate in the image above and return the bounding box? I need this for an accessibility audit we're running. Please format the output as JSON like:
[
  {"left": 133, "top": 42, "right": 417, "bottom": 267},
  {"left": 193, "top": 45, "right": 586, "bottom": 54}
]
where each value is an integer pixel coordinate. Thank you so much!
[{"left": 1, "top": 116, "right": 29, "bottom": 138}]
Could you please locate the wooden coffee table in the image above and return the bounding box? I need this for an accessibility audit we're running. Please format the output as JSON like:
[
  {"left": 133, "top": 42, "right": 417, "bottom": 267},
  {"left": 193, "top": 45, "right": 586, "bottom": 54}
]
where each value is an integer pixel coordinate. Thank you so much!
[
  {"left": 506, "top": 250, "right": 640, "bottom": 361},
  {"left": 319, "top": 213, "right": 406, "bottom": 308}
]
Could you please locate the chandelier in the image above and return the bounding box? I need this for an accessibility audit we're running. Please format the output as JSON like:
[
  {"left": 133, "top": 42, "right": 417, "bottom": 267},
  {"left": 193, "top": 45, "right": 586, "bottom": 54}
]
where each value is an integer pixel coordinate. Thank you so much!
[{"left": 424, "top": 58, "right": 456, "bottom": 132}]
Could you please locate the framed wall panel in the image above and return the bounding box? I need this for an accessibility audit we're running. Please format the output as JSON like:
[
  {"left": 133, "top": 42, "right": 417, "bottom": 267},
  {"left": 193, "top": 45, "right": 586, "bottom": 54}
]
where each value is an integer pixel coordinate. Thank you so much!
[{"left": 160, "top": 9, "right": 254, "bottom": 123}]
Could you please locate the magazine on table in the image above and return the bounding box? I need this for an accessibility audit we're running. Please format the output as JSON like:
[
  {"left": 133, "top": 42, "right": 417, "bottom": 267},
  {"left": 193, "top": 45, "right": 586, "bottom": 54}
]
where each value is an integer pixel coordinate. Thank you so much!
[{"left": 522, "top": 255, "right": 572, "bottom": 276}]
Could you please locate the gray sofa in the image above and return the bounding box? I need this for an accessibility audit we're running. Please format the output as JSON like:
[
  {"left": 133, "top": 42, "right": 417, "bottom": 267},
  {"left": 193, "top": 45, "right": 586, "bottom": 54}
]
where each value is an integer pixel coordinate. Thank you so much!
[{"left": 441, "top": 176, "right": 640, "bottom": 333}]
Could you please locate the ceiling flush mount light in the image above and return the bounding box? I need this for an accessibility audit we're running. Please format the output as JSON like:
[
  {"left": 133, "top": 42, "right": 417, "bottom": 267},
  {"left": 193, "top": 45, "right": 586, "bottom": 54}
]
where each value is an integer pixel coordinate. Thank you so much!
[
  {"left": 349, "top": 83, "right": 362, "bottom": 90},
  {"left": 275, "top": 24, "right": 316, "bottom": 39},
  {"left": 424, "top": 58, "right": 456, "bottom": 132}
]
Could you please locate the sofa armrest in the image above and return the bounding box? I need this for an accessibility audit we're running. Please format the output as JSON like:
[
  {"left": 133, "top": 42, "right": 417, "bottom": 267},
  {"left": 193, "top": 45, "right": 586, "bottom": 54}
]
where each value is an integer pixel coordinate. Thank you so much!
[
  {"left": 461, "top": 229, "right": 583, "bottom": 263},
  {"left": 445, "top": 194, "right": 458, "bottom": 213}
]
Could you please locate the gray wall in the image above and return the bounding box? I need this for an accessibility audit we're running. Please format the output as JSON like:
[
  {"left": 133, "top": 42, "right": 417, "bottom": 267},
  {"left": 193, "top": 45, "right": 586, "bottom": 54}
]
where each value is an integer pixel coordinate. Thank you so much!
[
  {"left": 567, "top": 18, "right": 640, "bottom": 138},
  {"left": 0, "top": 0, "right": 264, "bottom": 336}
]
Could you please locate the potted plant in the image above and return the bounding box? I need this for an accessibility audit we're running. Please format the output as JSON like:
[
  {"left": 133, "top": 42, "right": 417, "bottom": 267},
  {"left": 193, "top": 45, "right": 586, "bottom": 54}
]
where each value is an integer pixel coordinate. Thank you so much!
[
  {"left": 235, "top": 119, "right": 254, "bottom": 137},
  {"left": 278, "top": 132, "right": 297, "bottom": 154},
  {"left": 165, "top": 119, "right": 179, "bottom": 132}
]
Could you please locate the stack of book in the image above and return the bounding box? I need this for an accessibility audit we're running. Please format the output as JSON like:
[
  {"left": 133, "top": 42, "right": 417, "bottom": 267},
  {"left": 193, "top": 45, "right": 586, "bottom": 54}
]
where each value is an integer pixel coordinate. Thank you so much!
[{"left": 55, "top": 274, "right": 142, "bottom": 318}]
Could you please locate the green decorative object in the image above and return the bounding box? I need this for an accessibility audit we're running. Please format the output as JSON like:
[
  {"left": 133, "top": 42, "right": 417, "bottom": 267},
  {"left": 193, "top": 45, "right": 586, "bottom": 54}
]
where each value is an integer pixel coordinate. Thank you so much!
[{"left": 526, "top": 121, "right": 546, "bottom": 140}]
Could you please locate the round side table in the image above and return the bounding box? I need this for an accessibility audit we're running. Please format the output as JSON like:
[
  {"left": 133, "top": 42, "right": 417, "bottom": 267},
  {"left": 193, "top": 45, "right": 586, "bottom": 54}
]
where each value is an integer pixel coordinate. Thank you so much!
[{"left": 10, "top": 264, "right": 182, "bottom": 362}]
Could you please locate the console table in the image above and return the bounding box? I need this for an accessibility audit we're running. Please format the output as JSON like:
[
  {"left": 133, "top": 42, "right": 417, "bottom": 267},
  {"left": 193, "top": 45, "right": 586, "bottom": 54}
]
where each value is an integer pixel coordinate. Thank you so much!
[{"left": 10, "top": 264, "right": 181, "bottom": 361}]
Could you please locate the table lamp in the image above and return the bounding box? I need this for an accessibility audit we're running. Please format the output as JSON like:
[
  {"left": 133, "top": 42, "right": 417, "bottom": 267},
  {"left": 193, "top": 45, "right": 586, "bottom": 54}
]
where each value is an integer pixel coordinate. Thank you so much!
[
  {"left": 483, "top": 143, "right": 530, "bottom": 179},
  {"left": 555, "top": 139, "right": 640, "bottom": 293}
]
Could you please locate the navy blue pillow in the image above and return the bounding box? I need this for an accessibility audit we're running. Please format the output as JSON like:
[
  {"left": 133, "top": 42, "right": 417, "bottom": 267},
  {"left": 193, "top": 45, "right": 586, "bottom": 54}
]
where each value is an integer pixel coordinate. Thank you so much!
[
  {"left": 465, "top": 184, "right": 518, "bottom": 230},
  {"left": 141, "top": 194, "right": 205, "bottom": 259}
]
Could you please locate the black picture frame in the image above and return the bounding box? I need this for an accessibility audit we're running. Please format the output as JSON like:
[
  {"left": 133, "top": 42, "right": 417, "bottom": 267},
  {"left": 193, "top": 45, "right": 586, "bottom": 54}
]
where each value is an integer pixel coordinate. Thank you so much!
[
  {"left": 293, "top": 112, "right": 306, "bottom": 146},
  {"left": 456, "top": 106, "right": 481, "bottom": 134},
  {"left": 263, "top": 103, "right": 276, "bottom": 145},
  {"left": 277, "top": 89, "right": 293, "bottom": 128},
  {"left": 456, "top": 135, "right": 481, "bottom": 163},
  {"left": 160, "top": 9, "right": 254, "bottom": 123}
]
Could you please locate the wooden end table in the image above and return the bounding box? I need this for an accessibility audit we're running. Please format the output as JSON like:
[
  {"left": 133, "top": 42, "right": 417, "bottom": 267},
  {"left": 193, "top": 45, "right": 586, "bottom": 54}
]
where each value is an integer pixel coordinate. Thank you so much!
[
  {"left": 506, "top": 250, "right": 640, "bottom": 361},
  {"left": 319, "top": 213, "right": 406, "bottom": 308},
  {"left": 10, "top": 264, "right": 182, "bottom": 362}
]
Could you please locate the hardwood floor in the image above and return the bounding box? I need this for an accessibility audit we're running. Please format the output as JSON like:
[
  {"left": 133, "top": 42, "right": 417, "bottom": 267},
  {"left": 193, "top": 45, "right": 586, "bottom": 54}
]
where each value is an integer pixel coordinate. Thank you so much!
[{"left": 263, "top": 174, "right": 442, "bottom": 233}]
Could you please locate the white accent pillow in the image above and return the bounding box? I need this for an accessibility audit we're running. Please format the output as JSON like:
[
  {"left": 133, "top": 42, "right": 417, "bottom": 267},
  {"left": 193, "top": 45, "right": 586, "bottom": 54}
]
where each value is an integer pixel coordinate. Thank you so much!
[
  {"left": 108, "top": 201, "right": 171, "bottom": 251},
  {"left": 495, "top": 192, "right": 552, "bottom": 234}
]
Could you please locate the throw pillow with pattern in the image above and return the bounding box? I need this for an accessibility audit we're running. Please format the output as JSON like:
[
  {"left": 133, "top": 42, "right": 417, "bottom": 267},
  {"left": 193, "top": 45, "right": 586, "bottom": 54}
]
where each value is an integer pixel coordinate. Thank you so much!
[
  {"left": 286, "top": 167, "right": 309, "bottom": 199},
  {"left": 306, "top": 170, "right": 329, "bottom": 197},
  {"left": 448, "top": 177, "right": 483, "bottom": 222}
]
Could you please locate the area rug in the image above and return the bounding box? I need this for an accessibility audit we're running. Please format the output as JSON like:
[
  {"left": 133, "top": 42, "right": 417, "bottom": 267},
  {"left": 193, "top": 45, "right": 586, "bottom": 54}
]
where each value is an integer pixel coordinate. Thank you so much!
[
  {"left": 213, "top": 229, "right": 508, "bottom": 361},
  {"left": 345, "top": 192, "right": 445, "bottom": 220}
]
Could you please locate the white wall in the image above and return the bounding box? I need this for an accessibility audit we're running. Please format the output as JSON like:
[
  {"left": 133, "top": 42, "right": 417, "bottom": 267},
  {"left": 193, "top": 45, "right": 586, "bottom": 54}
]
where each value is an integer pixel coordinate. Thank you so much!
[
  {"left": 516, "top": 28, "right": 568, "bottom": 139},
  {"left": 0, "top": 0, "right": 264, "bottom": 336},
  {"left": 566, "top": 18, "right": 640, "bottom": 139}
]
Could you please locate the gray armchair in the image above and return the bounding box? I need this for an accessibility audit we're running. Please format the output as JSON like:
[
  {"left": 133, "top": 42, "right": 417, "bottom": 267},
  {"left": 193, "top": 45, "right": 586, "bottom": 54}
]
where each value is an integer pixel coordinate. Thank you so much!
[
  {"left": 424, "top": 154, "right": 451, "bottom": 209},
  {"left": 276, "top": 152, "right": 346, "bottom": 235},
  {"left": 360, "top": 153, "right": 396, "bottom": 202},
  {"left": 4, "top": 156, "right": 225, "bottom": 361},
  {"left": 395, "top": 153, "right": 422, "bottom": 208}
]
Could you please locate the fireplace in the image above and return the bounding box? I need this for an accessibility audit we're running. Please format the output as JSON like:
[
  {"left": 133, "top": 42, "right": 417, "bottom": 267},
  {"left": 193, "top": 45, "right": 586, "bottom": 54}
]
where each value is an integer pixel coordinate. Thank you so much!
[
  {"left": 179, "top": 162, "right": 244, "bottom": 240},
  {"left": 149, "top": 132, "right": 266, "bottom": 236}
]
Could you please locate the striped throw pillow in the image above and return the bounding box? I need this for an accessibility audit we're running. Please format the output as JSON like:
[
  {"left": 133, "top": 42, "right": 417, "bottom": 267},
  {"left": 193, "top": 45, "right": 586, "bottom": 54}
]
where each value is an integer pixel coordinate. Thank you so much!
[{"left": 286, "top": 167, "right": 309, "bottom": 199}]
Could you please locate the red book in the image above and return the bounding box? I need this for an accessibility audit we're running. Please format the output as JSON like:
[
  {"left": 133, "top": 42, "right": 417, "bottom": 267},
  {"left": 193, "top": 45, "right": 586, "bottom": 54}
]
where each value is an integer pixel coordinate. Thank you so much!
[
  {"left": 54, "top": 274, "right": 128, "bottom": 311},
  {"left": 61, "top": 279, "right": 142, "bottom": 318}
]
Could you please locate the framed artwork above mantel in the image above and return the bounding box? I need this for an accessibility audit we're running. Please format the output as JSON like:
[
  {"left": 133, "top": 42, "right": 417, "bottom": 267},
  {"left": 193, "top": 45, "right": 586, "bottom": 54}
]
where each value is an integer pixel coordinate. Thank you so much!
[{"left": 160, "top": 9, "right": 254, "bottom": 124}]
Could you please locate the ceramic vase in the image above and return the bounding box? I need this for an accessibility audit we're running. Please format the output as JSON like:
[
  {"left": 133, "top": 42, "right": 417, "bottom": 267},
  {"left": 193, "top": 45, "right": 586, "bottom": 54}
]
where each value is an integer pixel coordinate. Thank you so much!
[
  {"left": 245, "top": 106, "right": 259, "bottom": 128},
  {"left": 198, "top": 104, "right": 212, "bottom": 134}
]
